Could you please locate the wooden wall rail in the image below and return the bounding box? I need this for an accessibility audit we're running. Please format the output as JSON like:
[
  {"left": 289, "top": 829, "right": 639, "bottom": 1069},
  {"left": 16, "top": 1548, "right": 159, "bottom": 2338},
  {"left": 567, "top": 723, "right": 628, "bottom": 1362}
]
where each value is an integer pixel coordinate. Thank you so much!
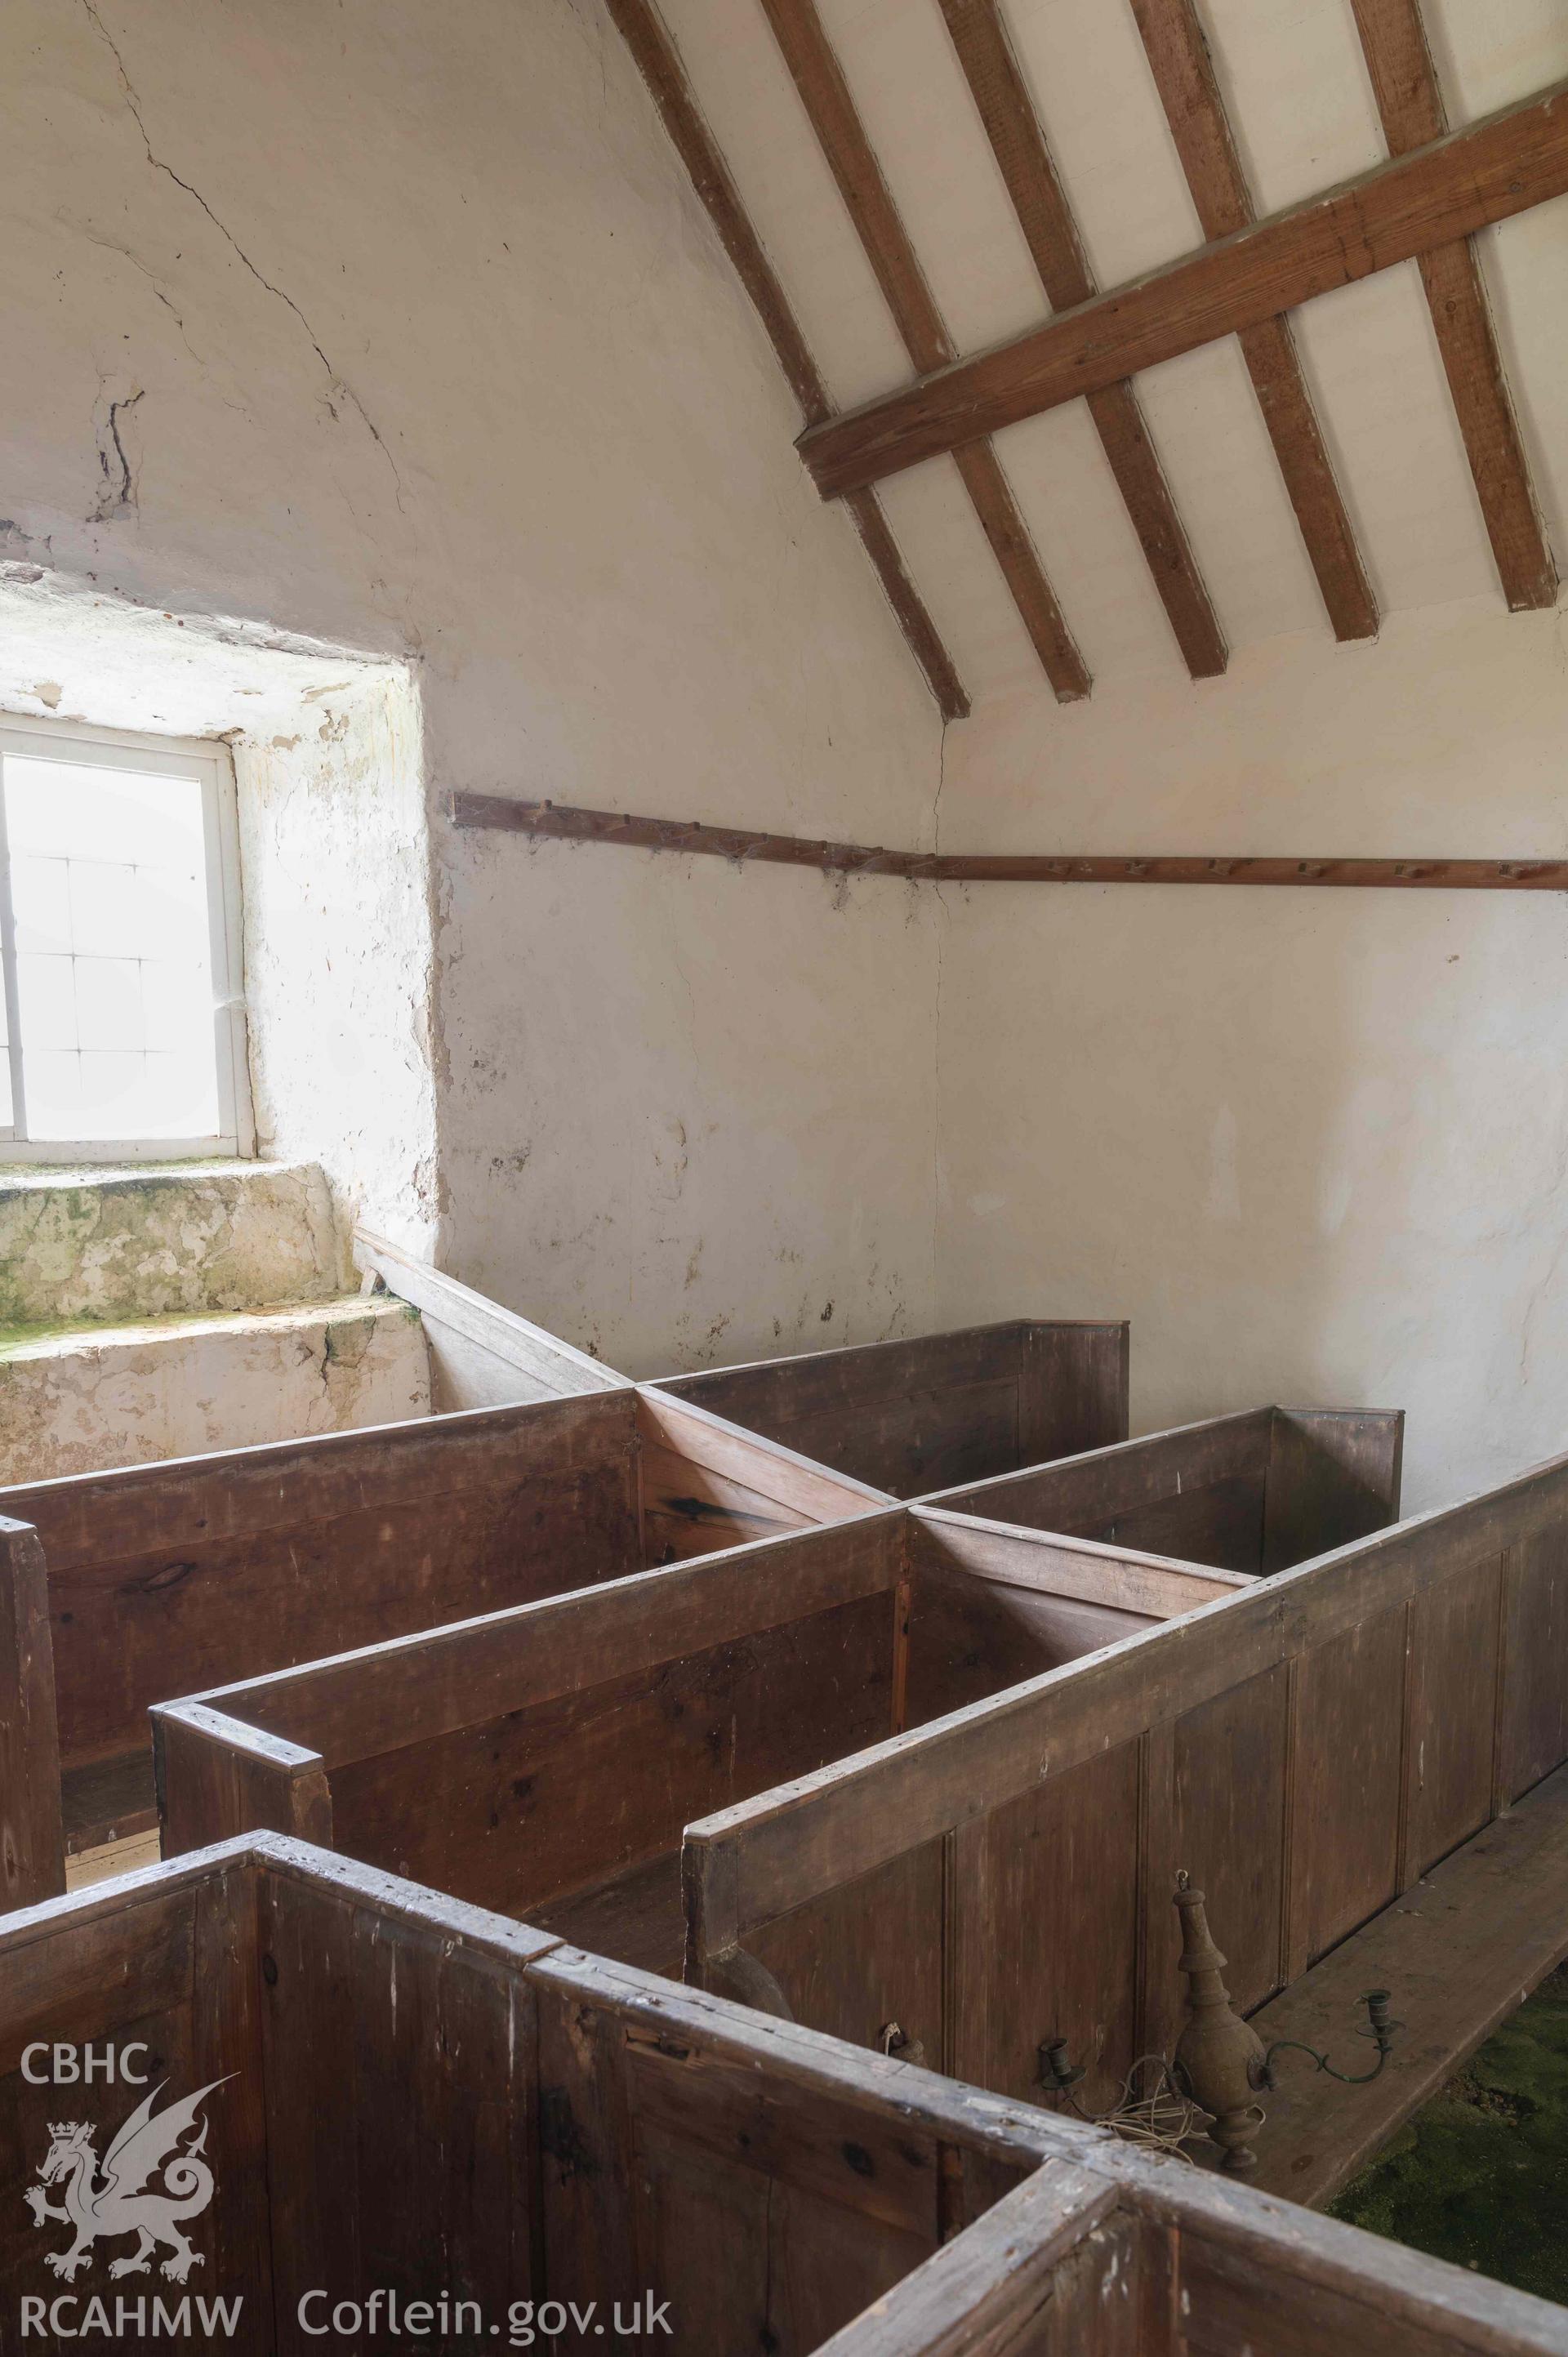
[
  {"left": 799, "top": 76, "right": 1568, "bottom": 497},
  {"left": 452, "top": 792, "right": 1568, "bottom": 889}
]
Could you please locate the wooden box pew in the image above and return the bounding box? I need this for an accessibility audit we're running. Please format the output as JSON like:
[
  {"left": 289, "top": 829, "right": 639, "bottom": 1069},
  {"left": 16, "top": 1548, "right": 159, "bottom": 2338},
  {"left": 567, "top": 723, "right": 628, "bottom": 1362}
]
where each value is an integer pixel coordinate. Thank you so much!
[
  {"left": 0, "top": 1831, "right": 1061, "bottom": 2357},
  {"left": 0, "top": 1383, "right": 884, "bottom": 1914},
  {"left": 647, "top": 1319, "right": 1129, "bottom": 1497},
  {"left": 924, "top": 1403, "right": 1405, "bottom": 1575},
  {"left": 152, "top": 1512, "right": 1246, "bottom": 1982},
  {"left": 815, "top": 2122, "right": 1568, "bottom": 2357},
  {"left": 681, "top": 1437, "right": 1568, "bottom": 2141},
  {"left": 7, "top": 1838, "right": 1564, "bottom": 2357}
]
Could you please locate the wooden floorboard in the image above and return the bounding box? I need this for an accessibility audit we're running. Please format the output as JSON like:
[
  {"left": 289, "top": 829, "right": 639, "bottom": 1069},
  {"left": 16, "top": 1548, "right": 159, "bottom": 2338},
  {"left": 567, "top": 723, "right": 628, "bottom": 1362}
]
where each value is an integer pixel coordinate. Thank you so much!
[
  {"left": 61, "top": 1749, "right": 158, "bottom": 1856},
  {"left": 1227, "top": 1762, "right": 1568, "bottom": 2205}
]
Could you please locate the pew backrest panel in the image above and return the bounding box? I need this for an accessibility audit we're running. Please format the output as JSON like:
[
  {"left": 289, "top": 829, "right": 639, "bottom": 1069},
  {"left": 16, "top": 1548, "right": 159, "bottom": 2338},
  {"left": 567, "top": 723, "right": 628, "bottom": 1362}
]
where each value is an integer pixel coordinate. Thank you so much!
[
  {"left": 924, "top": 1406, "right": 1404, "bottom": 1575},
  {"left": 649, "top": 1321, "right": 1129, "bottom": 1497}
]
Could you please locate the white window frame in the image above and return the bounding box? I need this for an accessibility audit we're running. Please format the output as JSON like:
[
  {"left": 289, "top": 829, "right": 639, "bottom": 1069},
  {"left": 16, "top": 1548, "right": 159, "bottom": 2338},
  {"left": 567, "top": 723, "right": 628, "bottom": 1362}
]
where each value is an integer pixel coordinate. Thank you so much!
[{"left": 0, "top": 713, "right": 254, "bottom": 1163}]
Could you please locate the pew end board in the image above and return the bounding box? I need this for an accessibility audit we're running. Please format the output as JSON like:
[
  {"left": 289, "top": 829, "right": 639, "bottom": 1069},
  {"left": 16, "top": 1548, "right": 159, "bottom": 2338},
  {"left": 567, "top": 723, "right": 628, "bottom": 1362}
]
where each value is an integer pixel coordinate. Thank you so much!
[
  {"left": 0, "top": 1381, "right": 885, "bottom": 1907},
  {"left": 647, "top": 1318, "right": 1129, "bottom": 1497}
]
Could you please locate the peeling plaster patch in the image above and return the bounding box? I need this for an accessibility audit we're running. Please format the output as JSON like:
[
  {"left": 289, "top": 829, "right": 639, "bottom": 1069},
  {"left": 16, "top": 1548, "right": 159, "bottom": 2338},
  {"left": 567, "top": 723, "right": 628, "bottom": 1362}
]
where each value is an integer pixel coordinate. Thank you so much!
[{"left": 31, "top": 680, "right": 64, "bottom": 708}]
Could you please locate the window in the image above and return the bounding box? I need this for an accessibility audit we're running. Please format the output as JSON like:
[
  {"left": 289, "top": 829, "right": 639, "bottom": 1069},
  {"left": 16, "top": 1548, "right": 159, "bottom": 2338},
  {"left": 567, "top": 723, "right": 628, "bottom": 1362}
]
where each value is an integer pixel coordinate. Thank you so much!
[{"left": 0, "top": 718, "right": 250, "bottom": 1160}]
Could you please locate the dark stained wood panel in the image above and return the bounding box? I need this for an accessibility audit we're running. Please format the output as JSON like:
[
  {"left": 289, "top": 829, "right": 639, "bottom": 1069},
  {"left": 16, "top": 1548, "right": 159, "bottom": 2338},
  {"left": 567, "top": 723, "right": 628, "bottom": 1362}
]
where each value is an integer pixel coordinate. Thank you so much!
[
  {"left": 1129, "top": 0, "right": 1379, "bottom": 641},
  {"left": 963, "top": 1744, "right": 1142, "bottom": 2106},
  {"left": 799, "top": 78, "right": 1568, "bottom": 495},
  {"left": 1499, "top": 1522, "right": 1568, "bottom": 1801},
  {"left": 1290, "top": 1606, "right": 1406, "bottom": 1964},
  {"left": 1156, "top": 1666, "right": 1290, "bottom": 2037},
  {"left": 328, "top": 1591, "right": 896, "bottom": 1920},
  {"left": 748, "top": 1840, "right": 948, "bottom": 2069},
  {"left": 1403, "top": 1554, "right": 1500, "bottom": 1879},
  {"left": 11, "top": 1392, "right": 642, "bottom": 1768},
  {"left": 938, "top": 0, "right": 1227, "bottom": 678},
  {"left": 1348, "top": 0, "right": 1557, "bottom": 611},
  {"left": 1262, "top": 1410, "right": 1405, "bottom": 1571}
]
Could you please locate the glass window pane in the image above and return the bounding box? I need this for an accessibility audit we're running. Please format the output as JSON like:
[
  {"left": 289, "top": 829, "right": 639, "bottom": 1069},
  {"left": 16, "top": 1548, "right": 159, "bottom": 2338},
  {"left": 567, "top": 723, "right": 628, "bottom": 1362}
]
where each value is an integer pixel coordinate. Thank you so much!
[
  {"left": 16, "top": 954, "right": 77, "bottom": 1053},
  {"left": 11, "top": 856, "right": 71, "bottom": 954},
  {"left": 2, "top": 753, "right": 220, "bottom": 1143}
]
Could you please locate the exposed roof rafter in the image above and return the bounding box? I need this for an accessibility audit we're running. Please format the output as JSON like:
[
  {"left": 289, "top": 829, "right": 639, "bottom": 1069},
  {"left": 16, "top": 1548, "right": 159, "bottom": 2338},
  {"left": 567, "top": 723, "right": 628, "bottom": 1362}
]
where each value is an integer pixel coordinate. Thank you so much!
[
  {"left": 938, "top": 0, "right": 1227, "bottom": 679},
  {"left": 798, "top": 77, "right": 1568, "bottom": 499},
  {"left": 1347, "top": 0, "right": 1557, "bottom": 612},
  {"left": 755, "top": 0, "right": 1091, "bottom": 702},
  {"left": 1129, "top": 0, "right": 1379, "bottom": 644},
  {"left": 602, "top": 0, "right": 971, "bottom": 717}
]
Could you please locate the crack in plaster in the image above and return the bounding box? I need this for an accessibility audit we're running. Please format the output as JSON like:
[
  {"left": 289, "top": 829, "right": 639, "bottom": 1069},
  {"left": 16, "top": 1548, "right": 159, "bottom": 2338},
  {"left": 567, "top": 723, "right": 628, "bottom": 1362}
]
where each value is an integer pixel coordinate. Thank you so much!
[
  {"left": 79, "top": 0, "right": 407, "bottom": 513},
  {"left": 91, "top": 386, "right": 144, "bottom": 519}
]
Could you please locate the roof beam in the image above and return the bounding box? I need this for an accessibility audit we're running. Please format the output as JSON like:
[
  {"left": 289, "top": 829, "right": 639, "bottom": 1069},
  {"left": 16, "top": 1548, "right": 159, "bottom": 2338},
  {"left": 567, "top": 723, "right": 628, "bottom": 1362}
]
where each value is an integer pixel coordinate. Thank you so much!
[
  {"left": 1129, "top": 0, "right": 1379, "bottom": 643},
  {"left": 755, "top": 0, "right": 1090, "bottom": 701},
  {"left": 798, "top": 77, "right": 1568, "bottom": 497},
  {"left": 600, "top": 0, "right": 970, "bottom": 718},
  {"left": 1348, "top": 0, "right": 1557, "bottom": 611},
  {"left": 937, "top": 0, "right": 1227, "bottom": 679}
]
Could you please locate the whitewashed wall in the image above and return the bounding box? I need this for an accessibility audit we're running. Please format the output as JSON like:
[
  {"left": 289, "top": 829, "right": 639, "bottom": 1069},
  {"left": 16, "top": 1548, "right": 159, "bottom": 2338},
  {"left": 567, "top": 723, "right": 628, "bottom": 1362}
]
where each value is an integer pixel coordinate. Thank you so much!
[
  {"left": 936, "top": 599, "right": 1568, "bottom": 1509},
  {"left": 0, "top": 0, "right": 943, "bottom": 1370}
]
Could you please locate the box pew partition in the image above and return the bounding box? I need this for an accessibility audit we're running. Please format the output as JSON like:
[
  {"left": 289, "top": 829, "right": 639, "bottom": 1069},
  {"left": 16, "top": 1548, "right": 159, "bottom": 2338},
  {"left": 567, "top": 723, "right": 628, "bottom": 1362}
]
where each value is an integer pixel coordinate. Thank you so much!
[
  {"left": 0, "top": 1386, "right": 886, "bottom": 1910},
  {"left": 683, "top": 1444, "right": 1568, "bottom": 2118},
  {"left": 814, "top": 2125, "right": 1568, "bottom": 2357},
  {"left": 4, "top": 1839, "right": 1565, "bottom": 2357},
  {"left": 925, "top": 1406, "right": 1405, "bottom": 1573},
  {"left": 0, "top": 1835, "right": 1053, "bottom": 2355},
  {"left": 648, "top": 1320, "right": 1130, "bottom": 1497},
  {"left": 153, "top": 1513, "right": 1246, "bottom": 1981}
]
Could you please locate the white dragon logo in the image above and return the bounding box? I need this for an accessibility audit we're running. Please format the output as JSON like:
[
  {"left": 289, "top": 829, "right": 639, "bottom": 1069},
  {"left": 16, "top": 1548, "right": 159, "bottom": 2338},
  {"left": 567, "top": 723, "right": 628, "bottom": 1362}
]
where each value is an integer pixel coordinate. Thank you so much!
[{"left": 24, "top": 2079, "right": 230, "bottom": 2284}]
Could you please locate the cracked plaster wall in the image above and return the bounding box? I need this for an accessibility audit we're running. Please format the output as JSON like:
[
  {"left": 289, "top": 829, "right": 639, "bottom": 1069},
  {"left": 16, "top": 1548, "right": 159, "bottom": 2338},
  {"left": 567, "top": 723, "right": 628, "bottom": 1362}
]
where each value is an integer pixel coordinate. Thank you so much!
[{"left": 0, "top": 0, "right": 943, "bottom": 1373}]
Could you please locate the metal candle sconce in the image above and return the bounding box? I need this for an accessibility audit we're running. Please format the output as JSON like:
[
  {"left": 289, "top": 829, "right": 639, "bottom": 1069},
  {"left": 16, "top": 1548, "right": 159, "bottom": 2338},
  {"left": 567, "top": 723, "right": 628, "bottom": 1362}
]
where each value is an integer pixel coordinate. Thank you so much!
[
  {"left": 1037, "top": 1871, "right": 1401, "bottom": 2174},
  {"left": 1171, "top": 1870, "right": 1401, "bottom": 2170}
]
